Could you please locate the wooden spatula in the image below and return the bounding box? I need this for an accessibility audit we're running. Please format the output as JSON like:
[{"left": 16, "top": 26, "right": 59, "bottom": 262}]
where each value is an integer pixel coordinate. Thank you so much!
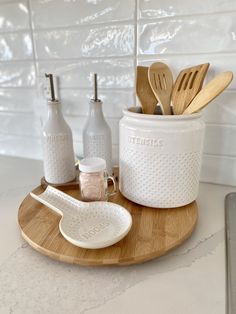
[
  {"left": 172, "top": 63, "right": 210, "bottom": 115},
  {"left": 183, "top": 71, "right": 233, "bottom": 114},
  {"left": 136, "top": 66, "right": 158, "bottom": 114},
  {"left": 148, "top": 62, "right": 173, "bottom": 115}
]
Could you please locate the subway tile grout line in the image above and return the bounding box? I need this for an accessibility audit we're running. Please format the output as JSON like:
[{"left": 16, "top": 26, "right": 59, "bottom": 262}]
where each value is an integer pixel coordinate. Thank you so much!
[
  {"left": 138, "top": 51, "right": 236, "bottom": 58},
  {"left": 0, "top": 110, "right": 34, "bottom": 115},
  {"left": 34, "top": 55, "right": 136, "bottom": 61},
  {"left": 0, "top": 17, "right": 136, "bottom": 35},
  {"left": 0, "top": 110, "right": 123, "bottom": 120},
  {"left": 0, "top": 86, "right": 36, "bottom": 90},
  {"left": 26, "top": 19, "right": 136, "bottom": 33},
  {"left": 0, "top": 60, "right": 35, "bottom": 63},
  {"left": 0, "top": 86, "right": 135, "bottom": 92},
  {"left": 67, "top": 88, "right": 233, "bottom": 93},
  {"left": 66, "top": 116, "right": 122, "bottom": 121},
  {"left": 0, "top": 29, "right": 32, "bottom": 35},
  {"left": 0, "top": 86, "right": 231, "bottom": 93},
  {"left": 0, "top": 111, "right": 34, "bottom": 116},
  {"left": 205, "top": 122, "right": 236, "bottom": 127},
  {"left": 65, "top": 115, "right": 121, "bottom": 120},
  {"left": 0, "top": 55, "right": 136, "bottom": 63},
  {"left": 0, "top": 0, "right": 22, "bottom": 6},
  {"left": 138, "top": 9, "right": 236, "bottom": 24},
  {"left": 1, "top": 7, "right": 236, "bottom": 36},
  {"left": 203, "top": 153, "right": 236, "bottom": 160},
  {"left": 0, "top": 131, "right": 120, "bottom": 148},
  {"left": 36, "top": 55, "right": 136, "bottom": 61},
  {"left": 4, "top": 49, "right": 236, "bottom": 63},
  {"left": 59, "top": 87, "right": 135, "bottom": 91},
  {"left": 3, "top": 110, "right": 236, "bottom": 124},
  {"left": 0, "top": 8, "right": 235, "bottom": 33},
  {"left": 0, "top": 86, "right": 37, "bottom": 90},
  {"left": 0, "top": 132, "right": 40, "bottom": 139},
  {"left": 1, "top": 86, "right": 236, "bottom": 93},
  {"left": 26, "top": 0, "right": 38, "bottom": 85},
  {"left": 3, "top": 108, "right": 236, "bottom": 126}
]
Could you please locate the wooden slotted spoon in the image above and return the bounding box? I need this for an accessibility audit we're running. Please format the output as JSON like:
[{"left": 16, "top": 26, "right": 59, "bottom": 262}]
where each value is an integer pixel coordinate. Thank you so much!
[
  {"left": 148, "top": 62, "right": 173, "bottom": 115},
  {"left": 136, "top": 66, "right": 158, "bottom": 114},
  {"left": 183, "top": 71, "right": 233, "bottom": 115},
  {"left": 172, "top": 63, "right": 210, "bottom": 115}
]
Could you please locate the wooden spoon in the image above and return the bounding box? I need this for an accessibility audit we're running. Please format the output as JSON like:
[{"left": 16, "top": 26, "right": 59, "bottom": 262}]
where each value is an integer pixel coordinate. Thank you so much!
[
  {"left": 148, "top": 62, "right": 173, "bottom": 115},
  {"left": 172, "top": 63, "right": 210, "bottom": 115},
  {"left": 183, "top": 71, "right": 233, "bottom": 114},
  {"left": 136, "top": 66, "right": 158, "bottom": 114}
]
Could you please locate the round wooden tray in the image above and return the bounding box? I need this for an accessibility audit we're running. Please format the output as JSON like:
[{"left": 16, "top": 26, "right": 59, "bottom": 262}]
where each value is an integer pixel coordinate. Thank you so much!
[{"left": 18, "top": 186, "right": 198, "bottom": 266}]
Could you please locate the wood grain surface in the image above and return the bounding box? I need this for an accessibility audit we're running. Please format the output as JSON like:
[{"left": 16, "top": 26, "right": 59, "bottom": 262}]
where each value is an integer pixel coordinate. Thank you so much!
[
  {"left": 172, "top": 63, "right": 210, "bottom": 115},
  {"left": 136, "top": 66, "right": 158, "bottom": 114},
  {"left": 18, "top": 186, "right": 198, "bottom": 266},
  {"left": 148, "top": 62, "right": 173, "bottom": 115},
  {"left": 183, "top": 71, "right": 233, "bottom": 114}
]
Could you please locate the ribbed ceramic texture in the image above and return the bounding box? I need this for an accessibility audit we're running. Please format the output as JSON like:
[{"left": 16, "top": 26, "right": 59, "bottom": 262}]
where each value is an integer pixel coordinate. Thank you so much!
[
  {"left": 30, "top": 186, "right": 132, "bottom": 249},
  {"left": 83, "top": 134, "right": 112, "bottom": 175},
  {"left": 42, "top": 133, "right": 75, "bottom": 184},
  {"left": 42, "top": 100, "right": 76, "bottom": 184},
  {"left": 83, "top": 100, "right": 113, "bottom": 175},
  {"left": 119, "top": 109, "right": 205, "bottom": 208}
]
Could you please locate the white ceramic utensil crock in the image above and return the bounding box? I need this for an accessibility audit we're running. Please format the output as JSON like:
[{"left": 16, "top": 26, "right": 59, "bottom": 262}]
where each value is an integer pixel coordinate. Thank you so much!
[{"left": 119, "top": 107, "right": 205, "bottom": 208}]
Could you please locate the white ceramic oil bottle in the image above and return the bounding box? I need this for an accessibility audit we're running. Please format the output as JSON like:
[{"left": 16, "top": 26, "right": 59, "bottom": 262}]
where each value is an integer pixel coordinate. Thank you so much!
[
  {"left": 83, "top": 73, "right": 112, "bottom": 175},
  {"left": 42, "top": 73, "right": 76, "bottom": 184}
]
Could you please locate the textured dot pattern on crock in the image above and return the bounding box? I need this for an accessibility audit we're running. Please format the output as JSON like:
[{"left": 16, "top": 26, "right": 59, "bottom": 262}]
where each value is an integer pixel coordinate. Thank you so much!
[{"left": 120, "top": 148, "right": 201, "bottom": 208}]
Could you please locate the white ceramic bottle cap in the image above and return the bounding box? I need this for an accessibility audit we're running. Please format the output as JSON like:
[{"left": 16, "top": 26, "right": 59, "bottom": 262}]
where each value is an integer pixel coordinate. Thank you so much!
[{"left": 79, "top": 157, "right": 106, "bottom": 173}]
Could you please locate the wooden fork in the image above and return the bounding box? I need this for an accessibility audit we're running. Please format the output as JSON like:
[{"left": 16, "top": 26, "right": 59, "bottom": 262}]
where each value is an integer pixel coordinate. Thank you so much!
[{"left": 172, "top": 63, "right": 210, "bottom": 115}]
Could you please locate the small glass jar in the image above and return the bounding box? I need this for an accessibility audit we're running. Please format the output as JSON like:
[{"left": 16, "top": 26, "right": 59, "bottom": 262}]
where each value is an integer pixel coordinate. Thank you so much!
[{"left": 79, "top": 157, "right": 116, "bottom": 202}]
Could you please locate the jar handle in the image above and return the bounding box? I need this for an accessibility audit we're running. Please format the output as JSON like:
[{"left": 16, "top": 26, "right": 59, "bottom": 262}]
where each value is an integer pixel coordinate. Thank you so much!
[{"left": 106, "top": 175, "right": 117, "bottom": 197}]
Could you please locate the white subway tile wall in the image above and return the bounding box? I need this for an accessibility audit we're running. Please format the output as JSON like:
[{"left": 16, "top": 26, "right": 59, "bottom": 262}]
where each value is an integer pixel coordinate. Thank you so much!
[{"left": 0, "top": 0, "right": 236, "bottom": 185}]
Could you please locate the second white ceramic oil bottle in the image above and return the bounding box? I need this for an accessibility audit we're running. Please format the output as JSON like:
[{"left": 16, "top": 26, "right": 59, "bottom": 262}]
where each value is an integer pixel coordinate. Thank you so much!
[{"left": 83, "top": 74, "right": 112, "bottom": 175}]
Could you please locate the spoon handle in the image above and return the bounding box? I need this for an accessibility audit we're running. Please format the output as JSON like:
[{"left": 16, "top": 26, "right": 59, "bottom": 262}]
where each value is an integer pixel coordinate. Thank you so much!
[
  {"left": 30, "top": 186, "right": 88, "bottom": 217},
  {"left": 30, "top": 191, "right": 63, "bottom": 216}
]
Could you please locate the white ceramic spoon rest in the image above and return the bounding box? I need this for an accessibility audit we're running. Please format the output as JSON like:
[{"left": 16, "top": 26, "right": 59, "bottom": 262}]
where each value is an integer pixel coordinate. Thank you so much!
[{"left": 30, "top": 186, "right": 132, "bottom": 249}]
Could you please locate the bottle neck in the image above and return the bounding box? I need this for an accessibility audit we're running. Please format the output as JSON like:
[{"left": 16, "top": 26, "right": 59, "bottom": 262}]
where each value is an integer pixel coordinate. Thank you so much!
[
  {"left": 47, "top": 100, "right": 63, "bottom": 120},
  {"left": 89, "top": 99, "right": 105, "bottom": 119}
]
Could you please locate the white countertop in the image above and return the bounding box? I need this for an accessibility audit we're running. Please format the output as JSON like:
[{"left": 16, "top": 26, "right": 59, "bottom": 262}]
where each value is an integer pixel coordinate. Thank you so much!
[{"left": 0, "top": 155, "right": 234, "bottom": 314}]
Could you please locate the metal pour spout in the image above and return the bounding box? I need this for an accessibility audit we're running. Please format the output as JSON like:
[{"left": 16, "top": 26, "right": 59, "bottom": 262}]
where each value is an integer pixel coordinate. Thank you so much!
[
  {"left": 93, "top": 73, "right": 101, "bottom": 102},
  {"left": 45, "top": 73, "right": 56, "bottom": 101}
]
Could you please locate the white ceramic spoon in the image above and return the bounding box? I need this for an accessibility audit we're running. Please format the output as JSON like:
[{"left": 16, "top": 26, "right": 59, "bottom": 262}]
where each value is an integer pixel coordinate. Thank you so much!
[{"left": 30, "top": 186, "right": 132, "bottom": 249}]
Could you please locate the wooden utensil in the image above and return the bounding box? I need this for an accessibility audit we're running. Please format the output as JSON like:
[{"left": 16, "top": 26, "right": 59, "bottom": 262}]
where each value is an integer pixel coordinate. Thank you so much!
[
  {"left": 148, "top": 62, "right": 173, "bottom": 115},
  {"left": 136, "top": 66, "right": 158, "bottom": 114},
  {"left": 183, "top": 71, "right": 233, "bottom": 114},
  {"left": 172, "top": 63, "right": 210, "bottom": 115}
]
